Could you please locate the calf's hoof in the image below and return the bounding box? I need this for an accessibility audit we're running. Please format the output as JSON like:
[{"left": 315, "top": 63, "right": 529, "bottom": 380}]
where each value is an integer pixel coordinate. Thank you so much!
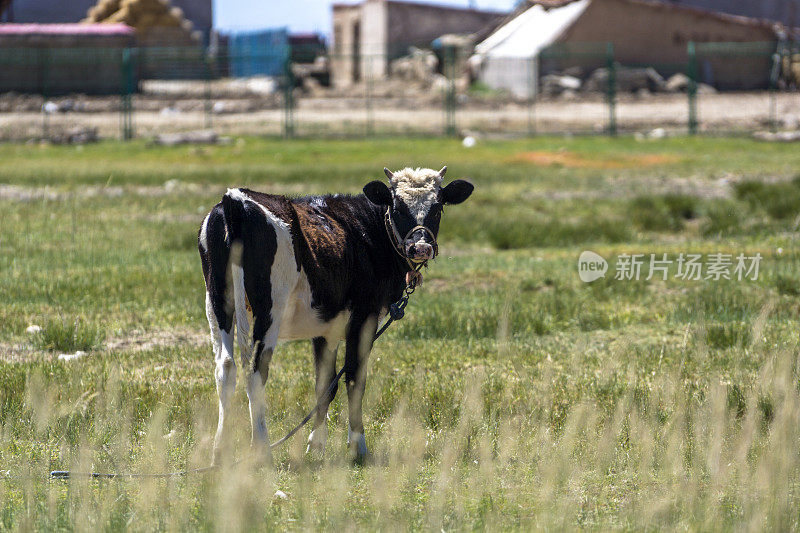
[
  {"left": 348, "top": 430, "right": 371, "bottom": 464},
  {"left": 211, "top": 447, "right": 222, "bottom": 468},
  {"left": 306, "top": 426, "right": 328, "bottom": 456},
  {"left": 249, "top": 442, "right": 274, "bottom": 468}
]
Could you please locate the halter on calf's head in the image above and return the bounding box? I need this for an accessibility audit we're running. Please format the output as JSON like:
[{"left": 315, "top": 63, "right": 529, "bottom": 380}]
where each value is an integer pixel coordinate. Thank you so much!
[{"left": 363, "top": 166, "right": 474, "bottom": 265}]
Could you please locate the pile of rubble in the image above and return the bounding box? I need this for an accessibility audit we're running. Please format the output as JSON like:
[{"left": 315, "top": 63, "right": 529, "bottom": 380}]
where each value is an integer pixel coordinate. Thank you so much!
[
  {"left": 387, "top": 47, "right": 472, "bottom": 95},
  {"left": 541, "top": 66, "right": 717, "bottom": 97},
  {"left": 47, "top": 126, "right": 99, "bottom": 145},
  {"left": 779, "top": 53, "right": 800, "bottom": 90},
  {"left": 391, "top": 47, "right": 439, "bottom": 83}
]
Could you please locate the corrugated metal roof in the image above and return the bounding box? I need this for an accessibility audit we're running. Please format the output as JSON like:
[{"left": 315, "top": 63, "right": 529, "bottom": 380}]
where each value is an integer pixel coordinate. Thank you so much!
[{"left": 475, "top": 0, "right": 590, "bottom": 58}]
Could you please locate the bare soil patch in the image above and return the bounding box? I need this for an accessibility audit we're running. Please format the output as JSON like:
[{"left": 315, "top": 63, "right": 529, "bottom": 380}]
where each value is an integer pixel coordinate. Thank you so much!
[
  {"left": 509, "top": 150, "right": 680, "bottom": 169},
  {"left": 0, "top": 327, "right": 208, "bottom": 363},
  {"left": 105, "top": 327, "right": 207, "bottom": 353}
]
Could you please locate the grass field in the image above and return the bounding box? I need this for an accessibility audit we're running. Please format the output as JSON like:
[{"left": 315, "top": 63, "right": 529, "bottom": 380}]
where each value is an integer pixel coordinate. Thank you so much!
[{"left": 1, "top": 136, "right": 800, "bottom": 529}]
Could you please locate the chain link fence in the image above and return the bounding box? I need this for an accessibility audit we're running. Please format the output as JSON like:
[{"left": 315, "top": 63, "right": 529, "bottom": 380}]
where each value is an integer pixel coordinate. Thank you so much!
[{"left": 0, "top": 40, "right": 798, "bottom": 142}]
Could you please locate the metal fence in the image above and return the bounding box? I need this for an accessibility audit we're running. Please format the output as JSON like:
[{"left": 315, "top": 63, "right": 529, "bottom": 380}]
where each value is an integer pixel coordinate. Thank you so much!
[{"left": 0, "top": 41, "right": 797, "bottom": 142}]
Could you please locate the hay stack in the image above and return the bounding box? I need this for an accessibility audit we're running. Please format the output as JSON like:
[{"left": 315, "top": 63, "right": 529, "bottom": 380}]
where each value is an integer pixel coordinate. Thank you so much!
[
  {"left": 82, "top": 0, "right": 194, "bottom": 33},
  {"left": 84, "top": 0, "right": 121, "bottom": 23}
]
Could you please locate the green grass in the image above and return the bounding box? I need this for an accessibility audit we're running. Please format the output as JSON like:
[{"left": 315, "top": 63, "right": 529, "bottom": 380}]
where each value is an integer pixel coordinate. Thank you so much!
[
  {"left": 30, "top": 318, "right": 102, "bottom": 353},
  {"left": 735, "top": 178, "right": 800, "bottom": 220},
  {"left": 629, "top": 194, "right": 698, "bottom": 232},
  {"left": 1, "top": 136, "right": 800, "bottom": 529}
]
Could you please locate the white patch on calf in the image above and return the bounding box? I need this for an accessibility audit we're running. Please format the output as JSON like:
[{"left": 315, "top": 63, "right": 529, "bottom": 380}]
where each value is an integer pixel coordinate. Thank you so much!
[
  {"left": 279, "top": 270, "right": 350, "bottom": 342},
  {"left": 198, "top": 212, "right": 210, "bottom": 250},
  {"left": 205, "top": 292, "right": 222, "bottom": 357},
  {"left": 388, "top": 167, "right": 442, "bottom": 224},
  {"left": 225, "top": 188, "right": 298, "bottom": 358},
  {"left": 224, "top": 187, "right": 252, "bottom": 207}
]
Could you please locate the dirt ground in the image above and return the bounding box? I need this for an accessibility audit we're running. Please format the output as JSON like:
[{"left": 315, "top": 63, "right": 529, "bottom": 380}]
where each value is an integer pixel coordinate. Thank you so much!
[{"left": 0, "top": 92, "right": 797, "bottom": 141}]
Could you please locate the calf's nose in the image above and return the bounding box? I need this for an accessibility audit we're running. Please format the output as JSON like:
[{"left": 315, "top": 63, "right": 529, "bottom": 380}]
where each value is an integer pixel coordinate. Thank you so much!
[{"left": 407, "top": 242, "right": 433, "bottom": 261}]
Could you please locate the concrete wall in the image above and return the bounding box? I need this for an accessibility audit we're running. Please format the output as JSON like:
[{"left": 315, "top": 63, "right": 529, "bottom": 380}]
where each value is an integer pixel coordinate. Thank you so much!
[
  {"left": 557, "top": 0, "right": 777, "bottom": 89},
  {"left": 362, "top": 0, "right": 389, "bottom": 80},
  {"left": 331, "top": 4, "right": 361, "bottom": 88},
  {"left": 386, "top": 1, "right": 503, "bottom": 58},
  {"left": 666, "top": 0, "right": 799, "bottom": 28},
  {"left": 0, "top": 33, "right": 135, "bottom": 94}
]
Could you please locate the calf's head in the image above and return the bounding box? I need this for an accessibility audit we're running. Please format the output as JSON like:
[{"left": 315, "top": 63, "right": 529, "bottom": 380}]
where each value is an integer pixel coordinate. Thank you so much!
[{"left": 363, "top": 166, "right": 474, "bottom": 263}]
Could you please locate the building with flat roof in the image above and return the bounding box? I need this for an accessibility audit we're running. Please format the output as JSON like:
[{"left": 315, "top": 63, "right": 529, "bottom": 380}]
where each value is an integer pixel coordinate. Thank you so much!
[
  {"left": 0, "top": 23, "right": 136, "bottom": 94},
  {"left": 331, "top": 0, "right": 505, "bottom": 87}
]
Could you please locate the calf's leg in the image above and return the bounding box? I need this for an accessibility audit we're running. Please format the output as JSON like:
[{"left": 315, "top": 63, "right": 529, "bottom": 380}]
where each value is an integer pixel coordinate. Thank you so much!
[
  {"left": 344, "top": 314, "right": 377, "bottom": 461},
  {"left": 233, "top": 218, "right": 297, "bottom": 464},
  {"left": 235, "top": 266, "right": 289, "bottom": 464},
  {"left": 206, "top": 293, "right": 236, "bottom": 466},
  {"left": 307, "top": 337, "right": 339, "bottom": 454}
]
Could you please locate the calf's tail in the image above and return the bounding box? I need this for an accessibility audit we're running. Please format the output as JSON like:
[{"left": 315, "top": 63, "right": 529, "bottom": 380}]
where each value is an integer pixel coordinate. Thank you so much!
[{"left": 221, "top": 191, "right": 253, "bottom": 360}]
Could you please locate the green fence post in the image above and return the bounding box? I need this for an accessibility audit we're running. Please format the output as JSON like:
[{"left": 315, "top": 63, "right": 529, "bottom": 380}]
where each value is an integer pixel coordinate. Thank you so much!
[
  {"left": 41, "top": 48, "right": 49, "bottom": 140},
  {"left": 769, "top": 51, "right": 779, "bottom": 133},
  {"left": 120, "top": 48, "right": 134, "bottom": 141},
  {"left": 528, "top": 55, "right": 537, "bottom": 136},
  {"left": 687, "top": 41, "right": 698, "bottom": 135},
  {"left": 443, "top": 44, "right": 457, "bottom": 137},
  {"left": 606, "top": 42, "right": 616, "bottom": 136},
  {"left": 365, "top": 55, "right": 373, "bottom": 137},
  {"left": 204, "top": 49, "right": 213, "bottom": 130},
  {"left": 283, "top": 55, "right": 295, "bottom": 139},
  {"left": 120, "top": 48, "right": 126, "bottom": 141}
]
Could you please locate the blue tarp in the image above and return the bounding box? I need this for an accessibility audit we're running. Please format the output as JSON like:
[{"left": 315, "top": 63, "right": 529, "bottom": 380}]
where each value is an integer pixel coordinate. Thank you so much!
[{"left": 228, "top": 27, "right": 288, "bottom": 77}]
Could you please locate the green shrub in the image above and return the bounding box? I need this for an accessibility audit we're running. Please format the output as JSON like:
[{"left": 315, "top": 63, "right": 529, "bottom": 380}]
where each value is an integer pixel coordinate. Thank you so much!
[
  {"left": 664, "top": 194, "right": 699, "bottom": 220},
  {"left": 734, "top": 180, "right": 800, "bottom": 220},
  {"left": 32, "top": 318, "right": 102, "bottom": 352},
  {"left": 703, "top": 199, "right": 743, "bottom": 236},
  {"left": 486, "top": 217, "right": 630, "bottom": 250},
  {"left": 629, "top": 194, "right": 698, "bottom": 232},
  {"left": 705, "top": 322, "right": 751, "bottom": 349},
  {"left": 774, "top": 274, "right": 800, "bottom": 296}
]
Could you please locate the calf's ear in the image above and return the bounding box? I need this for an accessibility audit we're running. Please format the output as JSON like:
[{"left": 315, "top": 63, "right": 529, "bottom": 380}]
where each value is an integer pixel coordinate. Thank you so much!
[
  {"left": 363, "top": 180, "right": 393, "bottom": 206},
  {"left": 440, "top": 179, "right": 474, "bottom": 205}
]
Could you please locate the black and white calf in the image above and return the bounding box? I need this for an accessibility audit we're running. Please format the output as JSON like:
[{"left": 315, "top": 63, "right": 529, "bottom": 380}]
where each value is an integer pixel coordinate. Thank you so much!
[{"left": 198, "top": 166, "right": 473, "bottom": 463}]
